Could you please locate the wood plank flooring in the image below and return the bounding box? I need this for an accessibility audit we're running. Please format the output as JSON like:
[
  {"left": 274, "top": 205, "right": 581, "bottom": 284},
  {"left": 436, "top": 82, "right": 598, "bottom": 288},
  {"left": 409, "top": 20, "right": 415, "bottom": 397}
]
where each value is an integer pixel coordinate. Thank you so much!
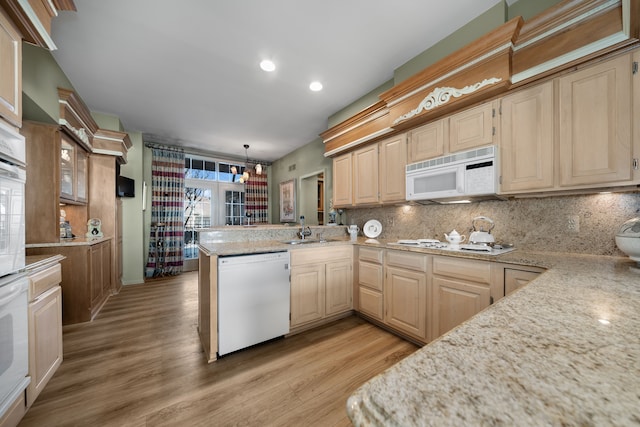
[{"left": 19, "top": 272, "right": 418, "bottom": 427}]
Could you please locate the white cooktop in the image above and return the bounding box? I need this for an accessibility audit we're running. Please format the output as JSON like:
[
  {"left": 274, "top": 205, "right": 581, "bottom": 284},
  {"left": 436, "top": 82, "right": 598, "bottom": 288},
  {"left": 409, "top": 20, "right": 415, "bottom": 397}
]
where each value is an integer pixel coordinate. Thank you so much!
[{"left": 389, "top": 240, "right": 516, "bottom": 256}]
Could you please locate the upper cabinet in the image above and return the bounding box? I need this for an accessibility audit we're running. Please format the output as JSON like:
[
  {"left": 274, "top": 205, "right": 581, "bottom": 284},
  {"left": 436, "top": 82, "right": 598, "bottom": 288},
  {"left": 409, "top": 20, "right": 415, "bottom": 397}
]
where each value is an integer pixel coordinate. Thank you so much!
[
  {"left": 333, "top": 133, "right": 407, "bottom": 208},
  {"left": 500, "top": 81, "right": 555, "bottom": 193},
  {"left": 0, "top": 8, "right": 21, "bottom": 128},
  {"left": 408, "top": 101, "right": 498, "bottom": 164},
  {"left": 60, "top": 134, "right": 88, "bottom": 204},
  {"left": 558, "top": 53, "right": 633, "bottom": 187},
  {"left": 500, "top": 51, "right": 638, "bottom": 195},
  {"left": 0, "top": 0, "right": 77, "bottom": 50}
]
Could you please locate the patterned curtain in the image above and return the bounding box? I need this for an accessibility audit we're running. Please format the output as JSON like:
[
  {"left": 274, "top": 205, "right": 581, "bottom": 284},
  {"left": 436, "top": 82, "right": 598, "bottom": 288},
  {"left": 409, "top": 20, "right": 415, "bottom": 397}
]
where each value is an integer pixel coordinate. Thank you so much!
[
  {"left": 245, "top": 170, "right": 268, "bottom": 223},
  {"left": 146, "top": 148, "right": 185, "bottom": 277}
]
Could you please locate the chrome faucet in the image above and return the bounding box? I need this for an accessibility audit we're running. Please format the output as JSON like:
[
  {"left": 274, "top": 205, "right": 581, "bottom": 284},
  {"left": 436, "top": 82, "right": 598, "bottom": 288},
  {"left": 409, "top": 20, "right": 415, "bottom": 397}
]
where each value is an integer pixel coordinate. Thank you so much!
[{"left": 298, "top": 215, "right": 312, "bottom": 240}]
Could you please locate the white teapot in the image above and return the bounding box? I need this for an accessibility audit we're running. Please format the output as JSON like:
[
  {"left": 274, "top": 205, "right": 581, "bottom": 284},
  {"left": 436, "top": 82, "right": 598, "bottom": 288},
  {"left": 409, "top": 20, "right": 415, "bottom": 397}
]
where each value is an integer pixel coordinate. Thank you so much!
[
  {"left": 348, "top": 224, "right": 359, "bottom": 240},
  {"left": 444, "top": 229, "right": 466, "bottom": 245}
]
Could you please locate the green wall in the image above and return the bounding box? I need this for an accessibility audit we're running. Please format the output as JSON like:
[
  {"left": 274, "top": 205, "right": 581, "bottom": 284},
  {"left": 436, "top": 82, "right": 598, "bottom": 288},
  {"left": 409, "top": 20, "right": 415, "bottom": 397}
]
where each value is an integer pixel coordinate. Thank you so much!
[{"left": 22, "top": 43, "right": 74, "bottom": 123}]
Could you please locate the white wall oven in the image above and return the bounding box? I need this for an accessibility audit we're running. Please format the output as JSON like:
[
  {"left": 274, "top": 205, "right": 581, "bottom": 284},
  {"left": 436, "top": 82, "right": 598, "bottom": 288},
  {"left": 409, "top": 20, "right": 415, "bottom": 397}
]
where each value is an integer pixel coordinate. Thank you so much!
[
  {"left": 0, "top": 120, "right": 28, "bottom": 419},
  {"left": 0, "top": 121, "right": 25, "bottom": 277}
]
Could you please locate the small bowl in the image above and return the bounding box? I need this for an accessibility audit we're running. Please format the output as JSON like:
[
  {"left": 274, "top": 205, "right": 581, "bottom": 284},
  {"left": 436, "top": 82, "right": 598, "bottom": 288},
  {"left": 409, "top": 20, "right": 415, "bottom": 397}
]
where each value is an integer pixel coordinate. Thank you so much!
[{"left": 615, "top": 235, "right": 640, "bottom": 263}]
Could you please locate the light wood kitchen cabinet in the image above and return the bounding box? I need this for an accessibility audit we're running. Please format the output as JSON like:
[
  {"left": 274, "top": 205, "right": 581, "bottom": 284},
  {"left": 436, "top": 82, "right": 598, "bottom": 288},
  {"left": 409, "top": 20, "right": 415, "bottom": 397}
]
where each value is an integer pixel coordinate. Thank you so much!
[
  {"left": 379, "top": 133, "right": 407, "bottom": 203},
  {"left": 333, "top": 133, "right": 408, "bottom": 207},
  {"left": 357, "top": 247, "right": 384, "bottom": 321},
  {"left": 27, "top": 262, "right": 63, "bottom": 408},
  {"left": 431, "top": 256, "right": 492, "bottom": 339},
  {"left": 384, "top": 250, "right": 428, "bottom": 341},
  {"left": 407, "top": 120, "right": 446, "bottom": 163},
  {"left": 290, "top": 246, "right": 353, "bottom": 330},
  {"left": 0, "top": 8, "right": 21, "bottom": 128},
  {"left": 407, "top": 101, "right": 497, "bottom": 164},
  {"left": 504, "top": 267, "right": 541, "bottom": 296},
  {"left": 558, "top": 53, "right": 633, "bottom": 188},
  {"left": 500, "top": 81, "right": 555, "bottom": 193},
  {"left": 353, "top": 144, "right": 379, "bottom": 204},
  {"left": 332, "top": 152, "right": 352, "bottom": 206},
  {"left": 448, "top": 101, "right": 497, "bottom": 153}
]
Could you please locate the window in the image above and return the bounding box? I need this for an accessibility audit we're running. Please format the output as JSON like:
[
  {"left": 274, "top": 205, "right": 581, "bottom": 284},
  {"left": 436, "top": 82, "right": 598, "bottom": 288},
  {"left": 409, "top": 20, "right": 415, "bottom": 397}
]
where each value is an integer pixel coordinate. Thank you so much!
[{"left": 183, "top": 155, "right": 246, "bottom": 259}]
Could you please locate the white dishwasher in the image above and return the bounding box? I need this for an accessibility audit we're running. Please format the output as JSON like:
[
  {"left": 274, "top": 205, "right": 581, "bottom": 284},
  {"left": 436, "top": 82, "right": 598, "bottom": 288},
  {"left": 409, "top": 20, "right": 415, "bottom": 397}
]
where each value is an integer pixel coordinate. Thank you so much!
[{"left": 217, "top": 251, "right": 290, "bottom": 356}]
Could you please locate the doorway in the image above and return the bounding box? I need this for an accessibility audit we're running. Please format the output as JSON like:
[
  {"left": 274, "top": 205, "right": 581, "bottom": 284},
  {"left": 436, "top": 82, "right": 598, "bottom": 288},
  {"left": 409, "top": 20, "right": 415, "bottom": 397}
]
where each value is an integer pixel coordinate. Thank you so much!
[{"left": 299, "top": 170, "right": 325, "bottom": 226}]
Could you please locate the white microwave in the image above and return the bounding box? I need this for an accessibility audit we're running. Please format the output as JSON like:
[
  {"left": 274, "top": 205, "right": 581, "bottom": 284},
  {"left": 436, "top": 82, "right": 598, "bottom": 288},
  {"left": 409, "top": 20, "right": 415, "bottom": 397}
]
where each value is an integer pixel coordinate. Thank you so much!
[{"left": 406, "top": 145, "right": 499, "bottom": 202}]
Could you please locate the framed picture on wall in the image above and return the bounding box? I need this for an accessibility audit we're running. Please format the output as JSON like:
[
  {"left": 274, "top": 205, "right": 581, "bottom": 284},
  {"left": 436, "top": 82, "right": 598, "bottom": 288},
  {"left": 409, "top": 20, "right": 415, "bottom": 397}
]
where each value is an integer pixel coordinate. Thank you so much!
[{"left": 279, "top": 179, "right": 296, "bottom": 222}]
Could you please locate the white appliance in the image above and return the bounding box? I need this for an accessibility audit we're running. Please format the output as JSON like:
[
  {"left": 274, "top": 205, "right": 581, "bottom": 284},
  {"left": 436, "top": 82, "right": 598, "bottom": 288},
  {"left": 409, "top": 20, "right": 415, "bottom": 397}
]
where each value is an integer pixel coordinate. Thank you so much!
[
  {"left": 0, "top": 274, "right": 29, "bottom": 417},
  {"left": 217, "top": 251, "right": 290, "bottom": 356},
  {"left": 0, "top": 122, "right": 26, "bottom": 277},
  {"left": 406, "top": 145, "right": 499, "bottom": 203}
]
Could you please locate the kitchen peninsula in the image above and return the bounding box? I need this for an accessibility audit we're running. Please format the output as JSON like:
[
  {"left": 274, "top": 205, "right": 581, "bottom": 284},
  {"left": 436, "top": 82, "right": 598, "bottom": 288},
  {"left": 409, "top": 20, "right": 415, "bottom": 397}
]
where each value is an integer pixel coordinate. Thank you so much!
[{"left": 198, "top": 227, "right": 640, "bottom": 424}]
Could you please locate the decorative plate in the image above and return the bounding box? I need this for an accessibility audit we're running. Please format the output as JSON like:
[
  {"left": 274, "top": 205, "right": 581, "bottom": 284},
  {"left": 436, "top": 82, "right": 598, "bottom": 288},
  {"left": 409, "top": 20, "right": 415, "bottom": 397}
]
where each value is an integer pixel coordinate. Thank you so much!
[{"left": 363, "top": 219, "right": 382, "bottom": 238}]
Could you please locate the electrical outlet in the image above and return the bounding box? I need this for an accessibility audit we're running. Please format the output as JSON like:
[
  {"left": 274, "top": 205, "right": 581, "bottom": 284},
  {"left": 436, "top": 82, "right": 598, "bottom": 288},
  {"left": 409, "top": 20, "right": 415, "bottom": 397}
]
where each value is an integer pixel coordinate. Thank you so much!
[{"left": 567, "top": 215, "right": 580, "bottom": 232}]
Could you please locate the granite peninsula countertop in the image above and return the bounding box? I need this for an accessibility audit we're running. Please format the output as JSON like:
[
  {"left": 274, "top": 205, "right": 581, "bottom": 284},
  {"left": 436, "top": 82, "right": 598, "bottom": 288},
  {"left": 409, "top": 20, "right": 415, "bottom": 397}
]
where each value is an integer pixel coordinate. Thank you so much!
[
  {"left": 26, "top": 236, "right": 112, "bottom": 248},
  {"left": 198, "top": 236, "right": 640, "bottom": 425},
  {"left": 347, "top": 250, "right": 640, "bottom": 426}
]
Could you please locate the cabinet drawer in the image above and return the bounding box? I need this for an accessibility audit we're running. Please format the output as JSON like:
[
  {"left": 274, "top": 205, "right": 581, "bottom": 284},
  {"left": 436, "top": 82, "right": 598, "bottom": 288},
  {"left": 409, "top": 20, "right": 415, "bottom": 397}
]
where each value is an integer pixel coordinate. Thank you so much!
[
  {"left": 290, "top": 245, "right": 352, "bottom": 266},
  {"left": 29, "top": 263, "right": 62, "bottom": 300},
  {"left": 358, "top": 261, "right": 383, "bottom": 291},
  {"left": 358, "top": 287, "right": 383, "bottom": 321},
  {"left": 358, "top": 247, "right": 383, "bottom": 264},
  {"left": 432, "top": 256, "right": 491, "bottom": 284},
  {"left": 386, "top": 250, "right": 427, "bottom": 272}
]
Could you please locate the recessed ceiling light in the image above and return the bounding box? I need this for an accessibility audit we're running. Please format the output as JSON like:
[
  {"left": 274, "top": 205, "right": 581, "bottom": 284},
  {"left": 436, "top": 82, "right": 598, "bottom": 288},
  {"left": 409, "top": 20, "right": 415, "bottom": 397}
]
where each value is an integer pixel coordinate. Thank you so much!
[
  {"left": 309, "top": 81, "right": 323, "bottom": 92},
  {"left": 259, "top": 59, "right": 276, "bottom": 72}
]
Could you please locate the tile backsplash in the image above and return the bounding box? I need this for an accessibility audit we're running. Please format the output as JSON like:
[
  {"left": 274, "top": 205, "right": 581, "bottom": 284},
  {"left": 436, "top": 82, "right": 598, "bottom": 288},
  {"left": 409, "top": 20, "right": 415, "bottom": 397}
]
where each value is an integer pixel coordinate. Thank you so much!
[{"left": 346, "top": 192, "right": 640, "bottom": 256}]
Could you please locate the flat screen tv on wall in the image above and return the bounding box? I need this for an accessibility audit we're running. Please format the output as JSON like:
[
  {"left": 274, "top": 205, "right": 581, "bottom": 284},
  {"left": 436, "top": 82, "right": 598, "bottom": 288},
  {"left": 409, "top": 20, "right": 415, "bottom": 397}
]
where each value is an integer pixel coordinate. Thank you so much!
[{"left": 117, "top": 175, "right": 135, "bottom": 198}]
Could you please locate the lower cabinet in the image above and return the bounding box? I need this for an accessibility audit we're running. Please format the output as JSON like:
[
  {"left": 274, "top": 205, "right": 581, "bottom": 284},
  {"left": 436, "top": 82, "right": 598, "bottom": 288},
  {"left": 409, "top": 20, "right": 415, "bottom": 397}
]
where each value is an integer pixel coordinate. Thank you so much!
[
  {"left": 290, "top": 246, "right": 353, "bottom": 329},
  {"left": 384, "top": 250, "right": 428, "bottom": 341},
  {"left": 27, "top": 261, "right": 63, "bottom": 409},
  {"left": 504, "top": 266, "right": 542, "bottom": 296},
  {"left": 431, "top": 256, "right": 492, "bottom": 339},
  {"left": 27, "top": 239, "right": 112, "bottom": 325}
]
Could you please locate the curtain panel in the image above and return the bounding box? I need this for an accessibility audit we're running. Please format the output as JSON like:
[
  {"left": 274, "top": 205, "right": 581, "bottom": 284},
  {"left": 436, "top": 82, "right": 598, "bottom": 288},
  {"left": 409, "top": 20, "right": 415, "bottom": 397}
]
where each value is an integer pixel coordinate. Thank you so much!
[
  {"left": 146, "top": 148, "right": 185, "bottom": 277},
  {"left": 245, "top": 171, "right": 268, "bottom": 224}
]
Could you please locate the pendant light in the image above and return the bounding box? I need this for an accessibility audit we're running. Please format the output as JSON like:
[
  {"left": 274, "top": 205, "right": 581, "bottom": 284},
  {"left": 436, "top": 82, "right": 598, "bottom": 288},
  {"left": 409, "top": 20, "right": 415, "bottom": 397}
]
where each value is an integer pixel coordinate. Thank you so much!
[{"left": 239, "top": 144, "right": 251, "bottom": 183}]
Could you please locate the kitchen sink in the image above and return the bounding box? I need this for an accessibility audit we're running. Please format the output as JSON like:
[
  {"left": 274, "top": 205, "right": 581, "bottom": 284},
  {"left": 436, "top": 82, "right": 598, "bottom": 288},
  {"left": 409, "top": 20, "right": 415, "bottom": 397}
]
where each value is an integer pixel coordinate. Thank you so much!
[{"left": 281, "top": 239, "right": 322, "bottom": 245}]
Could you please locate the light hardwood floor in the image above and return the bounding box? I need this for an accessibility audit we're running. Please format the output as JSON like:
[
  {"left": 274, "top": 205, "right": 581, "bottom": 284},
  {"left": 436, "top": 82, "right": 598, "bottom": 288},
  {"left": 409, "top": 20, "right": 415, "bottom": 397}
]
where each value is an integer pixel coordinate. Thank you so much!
[{"left": 19, "top": 272, "right": 418, "bottom": 426}]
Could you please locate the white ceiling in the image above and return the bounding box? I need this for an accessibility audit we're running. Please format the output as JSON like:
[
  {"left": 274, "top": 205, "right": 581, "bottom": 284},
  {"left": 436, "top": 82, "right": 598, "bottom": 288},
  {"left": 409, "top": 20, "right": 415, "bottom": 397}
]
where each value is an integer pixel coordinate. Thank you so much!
[{"left": 50, "top": 1, "right": 506, "bottom": 162}]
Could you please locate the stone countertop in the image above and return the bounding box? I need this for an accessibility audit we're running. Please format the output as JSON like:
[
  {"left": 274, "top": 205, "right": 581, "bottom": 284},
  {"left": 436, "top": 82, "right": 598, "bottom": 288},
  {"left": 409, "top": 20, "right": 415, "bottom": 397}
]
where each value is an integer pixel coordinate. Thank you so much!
[
  {"left": 198, "top": 237, "right": 353, "bottom": 256},
  {"left": 25, "top": 254, "right": 65, "bottom": 272},
  {"left": 347, "top": 251, "right": 640, "bottom": 426},
  {"left": 25, "top": 236, "right": 112, "bottom": 248}
]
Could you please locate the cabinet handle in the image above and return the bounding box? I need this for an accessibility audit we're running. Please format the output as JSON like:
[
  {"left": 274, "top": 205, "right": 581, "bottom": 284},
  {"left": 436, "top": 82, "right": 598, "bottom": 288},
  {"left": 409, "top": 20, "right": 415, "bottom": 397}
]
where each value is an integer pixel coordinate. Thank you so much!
[{"left": 634, "top": 158, "right": 639, "bottom": 170}]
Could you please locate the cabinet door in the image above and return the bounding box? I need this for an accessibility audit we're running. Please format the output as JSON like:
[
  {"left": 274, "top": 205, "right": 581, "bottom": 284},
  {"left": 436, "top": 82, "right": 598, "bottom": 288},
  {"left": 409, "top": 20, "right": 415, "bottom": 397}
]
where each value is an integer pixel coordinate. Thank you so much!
[
  {"left": 432, "top": 276, "right": 490, "bottom": 338},
  {"left": 0, "top": 10, "right": 21, "bottom": 127},
  {"left": 408, "top": 120, "right": 445, "bottom": 163},
  {"left": 353, "top": 144, "right": 379, "bottom": 205},
  {"left": 60, "top": 137, "right": 75, "bottom": 201},
  {"left": 385, "top": 266, "right": 427, "bottom": 340},
  {"left": 559, "top": 54, "right": 632, "bottom": 186},
  {"left": 290, "top": 264, "right": 325, "bottom": 327},
  {"left": 504, "top": 268, "right": 540, "bottom": 296},
  {"left": 358, "top": 261, "right": 383, "bottom": 291},
  {"left": 379, "top": 134, "right": 407, "bottom": 203},
  {"left": 76, "top": 148, "right": 88, "bottom": 203},
  {"left": 448, "top": 102, "right": 495, "bottom": 153},
  {"left": 101, "top": 242, "right": 112, "bottom": 296},
  {"left": 332, "top": 153, "right": 352, "bottom": 206},
  {"left": 325, "top": 260, "right": 352, "bottom": 315},
  {"left": 500, "top": 81, "right": 555, "bottom": 192},
  {"left": 90, "top": 244, "right": 103, "bottom": 309},
  {"left": 27, "top": 285, "right": 63, "bottom": 407}
]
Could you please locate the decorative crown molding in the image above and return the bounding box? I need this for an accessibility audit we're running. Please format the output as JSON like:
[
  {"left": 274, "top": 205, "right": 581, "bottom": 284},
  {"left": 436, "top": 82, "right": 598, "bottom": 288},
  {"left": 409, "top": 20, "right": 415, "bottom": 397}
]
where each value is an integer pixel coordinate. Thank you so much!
[{"left": 393, "top": 77, "right": 502, "bottom": 125}]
